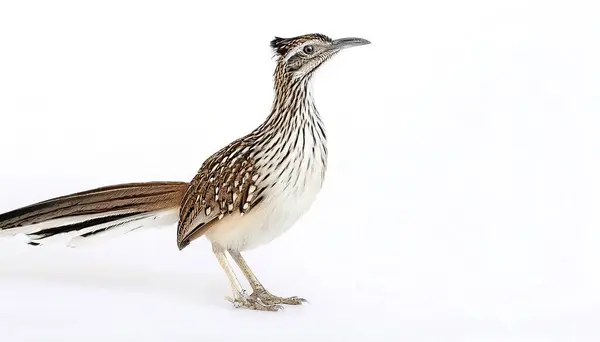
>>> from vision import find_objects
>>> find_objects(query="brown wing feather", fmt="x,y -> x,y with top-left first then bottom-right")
176,138 -> 265,249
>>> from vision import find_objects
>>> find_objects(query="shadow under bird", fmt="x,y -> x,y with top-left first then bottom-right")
0,33 -> 370,311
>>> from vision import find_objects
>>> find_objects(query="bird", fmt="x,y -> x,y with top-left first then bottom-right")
0,33 -> 370,311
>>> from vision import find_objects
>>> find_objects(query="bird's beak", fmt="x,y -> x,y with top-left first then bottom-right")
177,238 -> 190,251
332,37 -> 371,50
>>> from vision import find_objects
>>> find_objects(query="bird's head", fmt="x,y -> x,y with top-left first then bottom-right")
271,33 -> 370,80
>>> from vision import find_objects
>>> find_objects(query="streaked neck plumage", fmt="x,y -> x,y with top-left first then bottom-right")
257,64 -> 318,132
252,63 -> 328,186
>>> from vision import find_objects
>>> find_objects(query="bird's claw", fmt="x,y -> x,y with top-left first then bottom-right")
226,294 -> 283,312
250,290 -> 308,306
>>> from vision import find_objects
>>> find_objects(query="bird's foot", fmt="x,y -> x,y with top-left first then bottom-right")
249,288 -> 308,306
226,290 -> 283,312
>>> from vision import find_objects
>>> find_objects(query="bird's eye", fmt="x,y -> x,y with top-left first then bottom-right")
303,45 -> 314,54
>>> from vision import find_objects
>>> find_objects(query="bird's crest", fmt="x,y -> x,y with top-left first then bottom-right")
270,33 -> 332,56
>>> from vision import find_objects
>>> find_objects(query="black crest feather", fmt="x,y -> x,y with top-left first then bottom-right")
270,33 -> 333,57
270,36 -> 289,55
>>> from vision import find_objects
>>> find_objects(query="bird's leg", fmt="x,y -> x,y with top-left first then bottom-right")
212,244 -> 282,311
228,249 -> 307,306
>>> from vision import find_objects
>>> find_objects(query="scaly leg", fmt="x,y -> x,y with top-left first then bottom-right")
228,249 -> 307,306
212,244 -> 282,311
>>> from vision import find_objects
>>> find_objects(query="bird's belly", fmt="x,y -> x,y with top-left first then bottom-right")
206,171 -> 323,251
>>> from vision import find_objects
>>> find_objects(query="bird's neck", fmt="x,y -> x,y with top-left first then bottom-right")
252,65 -> 328,185
256,66 -> 319,134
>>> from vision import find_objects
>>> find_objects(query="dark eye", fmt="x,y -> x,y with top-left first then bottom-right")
303,45 -> 314,54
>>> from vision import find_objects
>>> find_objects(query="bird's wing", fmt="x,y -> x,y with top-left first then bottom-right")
176,140 -> 265,248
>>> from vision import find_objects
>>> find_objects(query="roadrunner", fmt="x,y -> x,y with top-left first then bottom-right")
0,33 -> 370,311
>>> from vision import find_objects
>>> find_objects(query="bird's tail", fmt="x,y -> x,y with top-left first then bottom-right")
0,181 -> 188,247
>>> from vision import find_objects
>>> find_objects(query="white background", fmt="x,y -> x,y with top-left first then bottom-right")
1,0 -> 599,341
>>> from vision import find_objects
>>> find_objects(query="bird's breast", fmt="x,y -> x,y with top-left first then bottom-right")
206,125 -> 327,251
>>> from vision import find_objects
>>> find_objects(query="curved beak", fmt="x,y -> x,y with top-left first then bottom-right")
177,237 -> 190,250
332,37 -> 371,50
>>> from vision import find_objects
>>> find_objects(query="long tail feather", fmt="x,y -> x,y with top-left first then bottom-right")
0,181 -> 188,247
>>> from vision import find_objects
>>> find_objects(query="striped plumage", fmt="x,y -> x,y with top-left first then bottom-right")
0,33 -> 370,311
176,54 -> 328,252
0,182 -> 187,246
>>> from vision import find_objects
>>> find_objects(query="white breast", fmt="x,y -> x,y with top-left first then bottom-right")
206,112 -> 327,251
